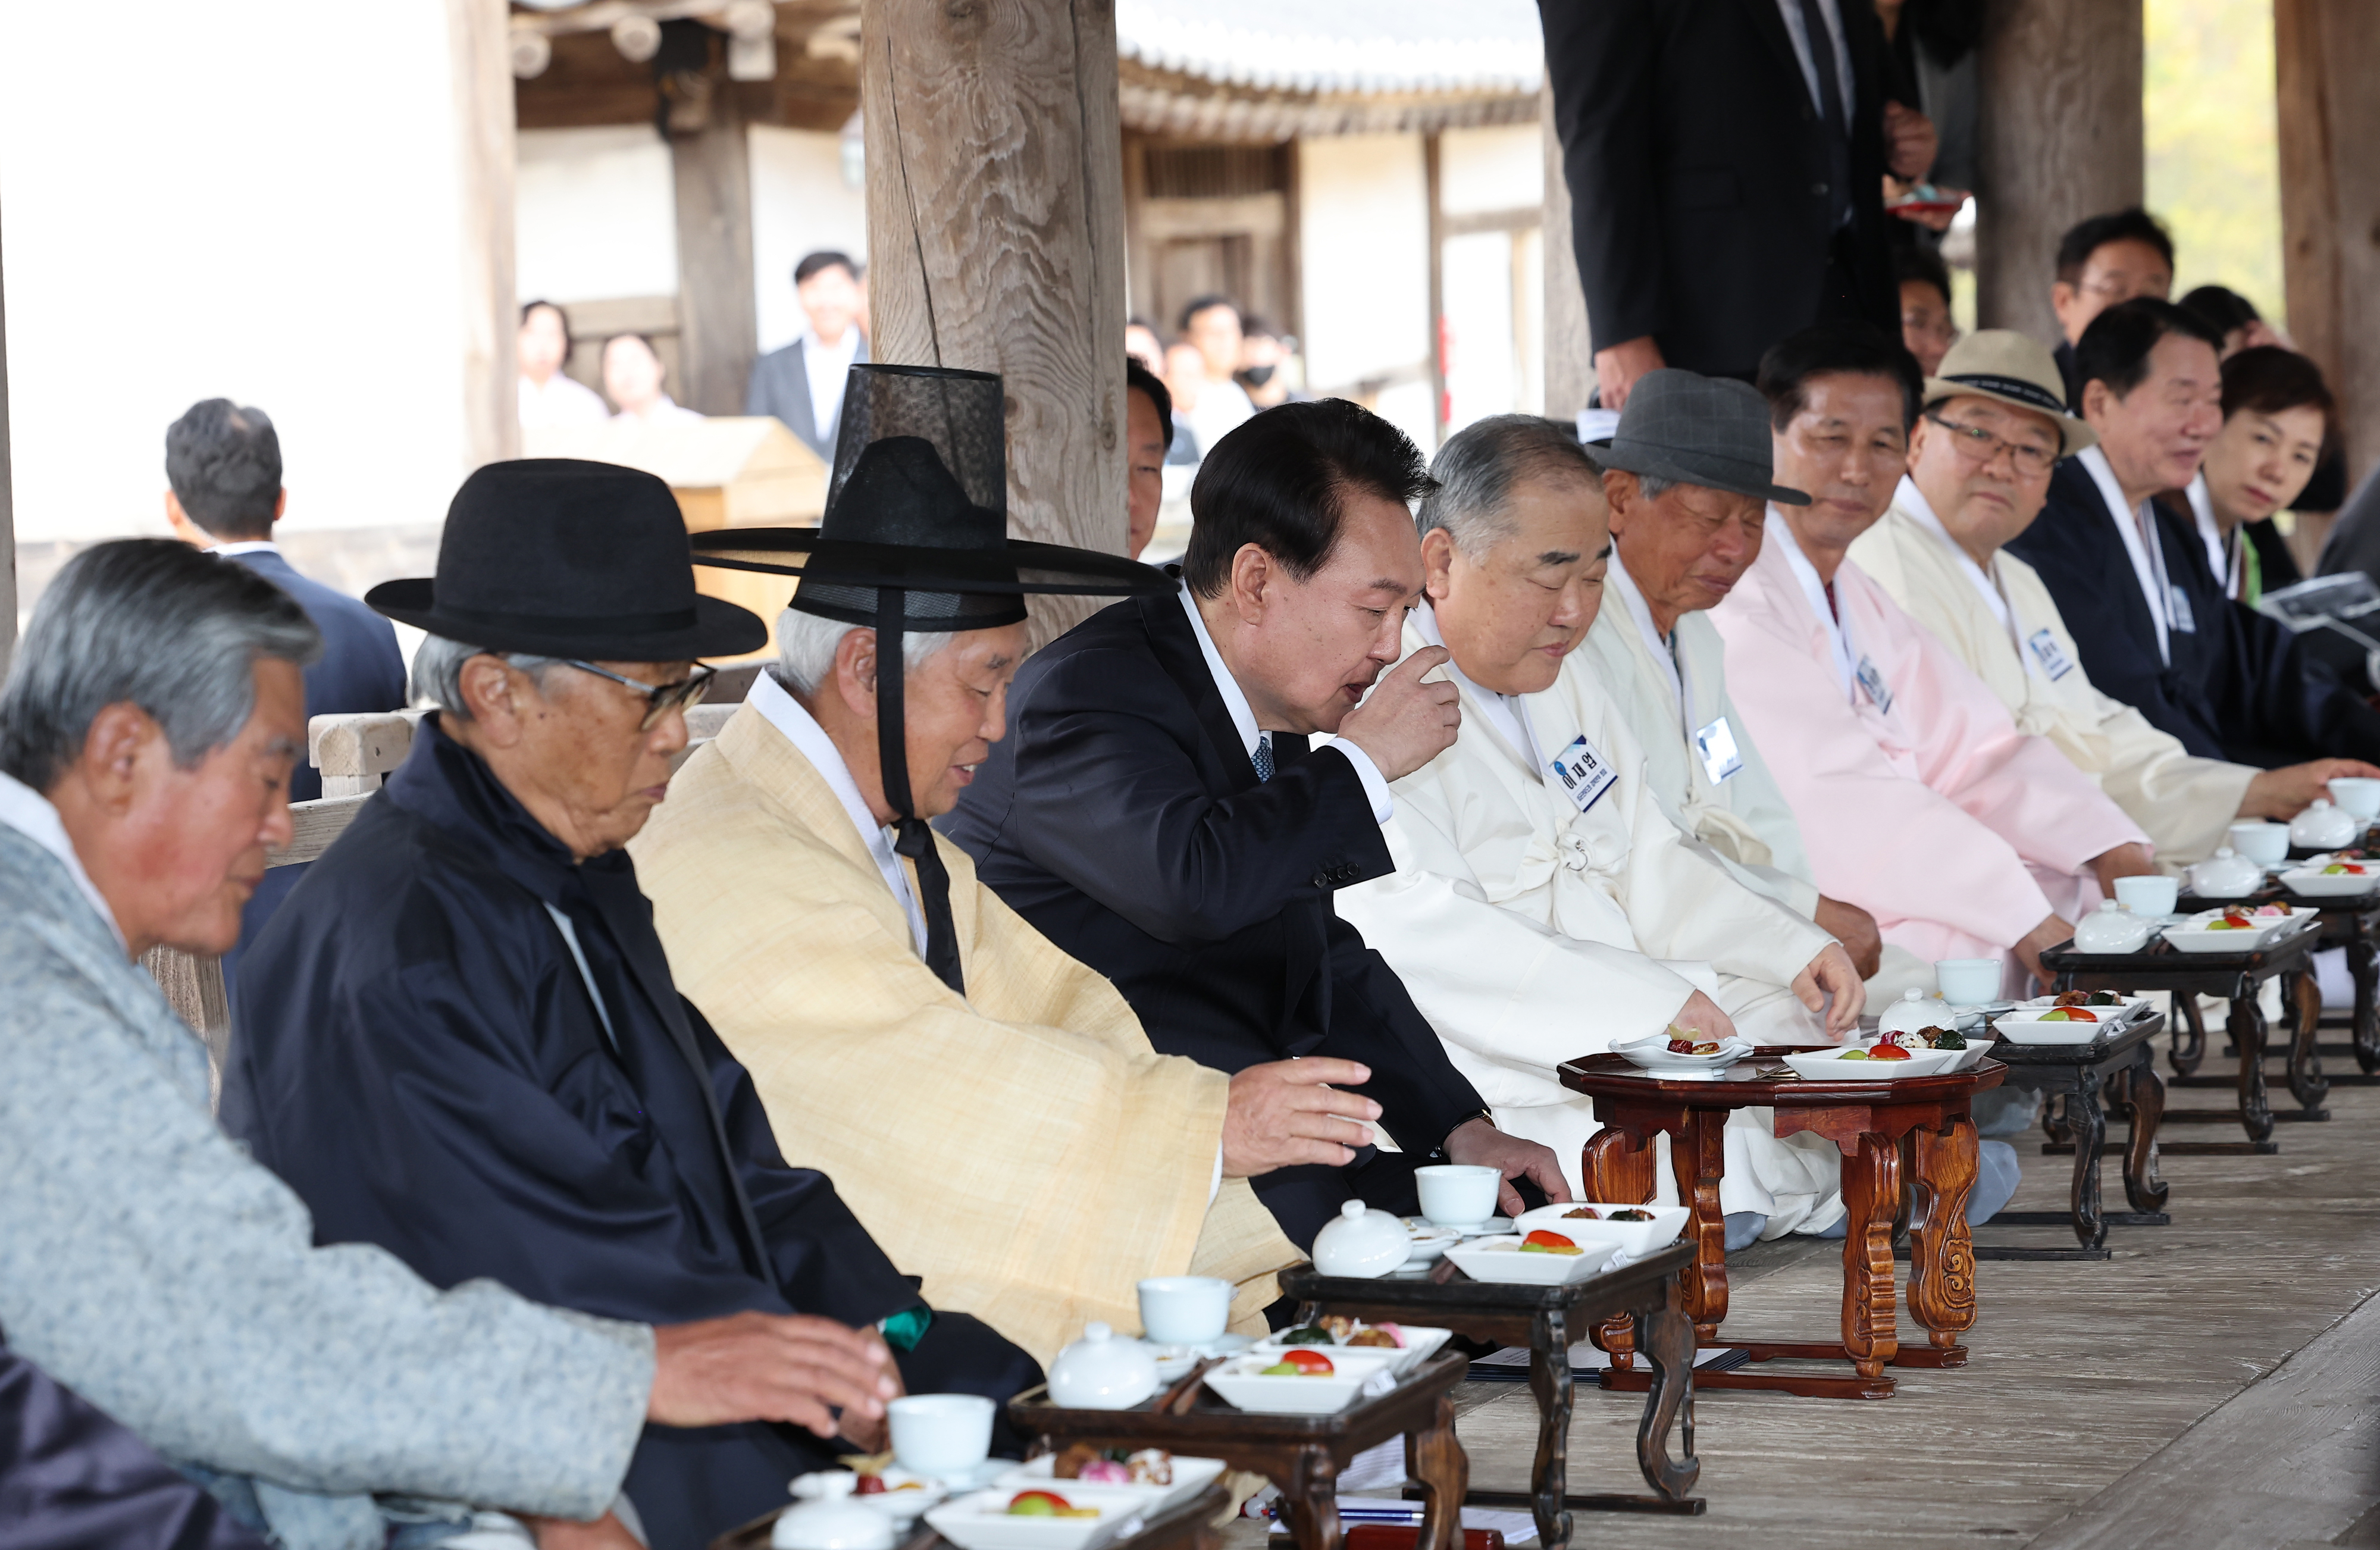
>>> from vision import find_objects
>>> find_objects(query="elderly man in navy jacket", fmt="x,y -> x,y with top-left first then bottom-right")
163,399 -> 407,998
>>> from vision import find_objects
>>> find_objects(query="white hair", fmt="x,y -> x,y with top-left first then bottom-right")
409,634 -> 564,719
773,608 -> 953,694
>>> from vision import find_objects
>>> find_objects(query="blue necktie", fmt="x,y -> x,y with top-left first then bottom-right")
1252,734 -> 1274,782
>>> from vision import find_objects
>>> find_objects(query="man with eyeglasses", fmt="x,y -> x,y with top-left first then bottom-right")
1709,323 -> 2152,998
223,461 -> 1038,1550
1850,331 -> 2379,867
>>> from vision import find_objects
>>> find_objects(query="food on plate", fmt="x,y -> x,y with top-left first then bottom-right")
1864,1041 -> 1912,1061
856,1473 -> 888,1495
1562,1206 -> 1602,1219
1277,1319 -> 1404,1349
1519,1230 -> 1584,1256
1258,1348 -> 1336,1376
1665,1035 -> 1723,1055
2207,916 -> 2254,931
1346,1327 -> 1401,1349
1277,1324 -> 1333,1345
1008,1491 -> 1099,1518
1838,1048 -> 1869,1060
2325,863 -> 2370,875
2038,1007 -> 2098,1022
1053,1445 -> 1175,1485
1608,1208 -> 1654,1221
2054,990 -> 2123,1007
1934,1028 -> 1968,1050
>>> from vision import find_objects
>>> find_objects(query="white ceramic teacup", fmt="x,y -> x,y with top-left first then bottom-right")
2228,821 -> 2289,866
1414,1163 -> 1502,1230
2330,777 -> 2380,820
887,1394 -> 994,1477
2113,875 -> 2180,918
1137,1276 -> 1232,1346
1934,958 -> 2000,1006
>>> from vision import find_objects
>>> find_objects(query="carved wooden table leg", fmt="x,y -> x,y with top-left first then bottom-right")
1404,1394 -> 1467,1550
2041,1089 -> 2074,1147
2232,992 -> 2275,1145
2171,993 -> 2207,1078
2064,1067 -> 2107,1251
1906,1119 -> 1977,1361
1838,1131 -> 1901,1379
1526,1306 -> 1571,1550
2351,933 -> 2380,1075
2284,967 -> 2329,1113
1280,1446 -> 1341,1550
1633,1281 -> 1700,1502
2115,1061 -> 2170,1214
1583,1128 -> 1655,1369
1676,1112 -> 1731,1344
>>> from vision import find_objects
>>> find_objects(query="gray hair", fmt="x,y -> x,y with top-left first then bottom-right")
1629,472 -> 1678,500
408,634 -> 565,719
1417,414 -> 1605,559
774,608 -> 952,695
0,539 -> 322,792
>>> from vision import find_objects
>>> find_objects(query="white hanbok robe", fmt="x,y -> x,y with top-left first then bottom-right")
1330,613 -> 1846,1236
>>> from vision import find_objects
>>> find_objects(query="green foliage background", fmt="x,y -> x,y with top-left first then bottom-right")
2145,0 -> 2285,327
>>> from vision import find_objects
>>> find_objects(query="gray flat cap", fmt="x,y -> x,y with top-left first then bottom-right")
1588,369 -> 1810,506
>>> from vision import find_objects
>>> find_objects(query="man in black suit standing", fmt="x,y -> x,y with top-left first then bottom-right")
162,399 -> 407,997
1542,0 -> 1937,406
945,401 -> 1570,1250
744,251 -> 871,459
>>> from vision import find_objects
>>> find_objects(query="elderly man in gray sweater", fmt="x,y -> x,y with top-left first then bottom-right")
0,541 -> 898,1550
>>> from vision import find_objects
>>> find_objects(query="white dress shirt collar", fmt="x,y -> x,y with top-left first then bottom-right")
1897,476 -> 2019,637
1179,585 -> 1393,821
206,540 -> 281,559
1773,0 -> 1856,130
1608,548 -> 1686,724
2184,472 -> 2239,599
0,771 -> 128,951
2078,444 -> 2172,665
1767,507 -> 1858,702
1412,602 -> 1543,776
803,325 -> 863,436
747,668 -> 929,958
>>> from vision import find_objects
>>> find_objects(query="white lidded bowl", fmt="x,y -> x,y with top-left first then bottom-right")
2291,799 -> 2361,850
1046,1323 -> 1158,1410
2071,900 -> 2156,954
776,1474 -> 900,1550
1310,1199 -> 1412,1279
2187,847 -> 2265,900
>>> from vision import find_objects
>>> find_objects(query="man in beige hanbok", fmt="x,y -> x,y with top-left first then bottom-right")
634,368 -> 1317,1363
1848,331 -> 2372,868
1331,415 -> 1872,1244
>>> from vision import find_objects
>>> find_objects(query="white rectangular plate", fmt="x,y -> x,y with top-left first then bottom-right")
1200,1348 -> 1400,1414
991,1456 -> 1225,1518
1511,1203 -> 1689,1259
1780,1046 -> 1961,1079
1250,1324 -> 1454,1377
1443,1235 -> 1608,1285
925,1483 -> 1164,1550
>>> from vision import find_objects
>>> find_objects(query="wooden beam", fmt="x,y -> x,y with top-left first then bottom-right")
2276,0 -> 2380,492
451,0 -> 522,468
861,0 -> 1129,644
1424,131 -> 1446,445
1540,86 -> 1593,425
672,67 -> 762,417
1972,0 -> 2143,340
1,186 -> 14,677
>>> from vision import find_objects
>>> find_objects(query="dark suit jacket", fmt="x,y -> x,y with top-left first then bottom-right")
1540,0 -> 1900,378
942,591 -> 1489,1249
744,333 -> 870,459
218,547 -> 408,1007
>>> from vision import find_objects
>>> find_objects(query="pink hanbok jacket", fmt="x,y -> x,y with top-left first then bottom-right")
1710,513 -> 2148,963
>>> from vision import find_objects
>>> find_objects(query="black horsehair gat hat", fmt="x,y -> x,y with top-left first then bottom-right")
1587,368 -> 1811,507
690,362 -> 1173,995
368,459 -> 766,661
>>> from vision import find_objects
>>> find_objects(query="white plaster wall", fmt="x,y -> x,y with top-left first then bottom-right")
748,126 -> 869,356
1297,134 -> 1432,414
1438,124 -> 1544,215
516,127 -> 679,303
2,3 -> 478,541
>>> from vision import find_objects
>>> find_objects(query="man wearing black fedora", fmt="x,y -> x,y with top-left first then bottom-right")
222,459 -> 1039,1550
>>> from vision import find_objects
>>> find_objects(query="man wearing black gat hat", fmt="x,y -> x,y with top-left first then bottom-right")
224,458 -> 1039,1550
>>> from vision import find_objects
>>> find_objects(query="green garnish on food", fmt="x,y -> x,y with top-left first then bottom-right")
1839,1048 -> 1869,1060
1934,1029 -> 1967,1049
1278,1325 -> 1333,1344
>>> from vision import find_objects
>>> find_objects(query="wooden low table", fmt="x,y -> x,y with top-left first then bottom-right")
1009,1352 -> 1470,1550
1557,1050 -> 1999,1401
2181,879 -> 2380,1089
2042,919 -> 2319,1154
1980,1013 -> 2170,1259
1277,1242 -> 1700,1549
711,1482 -> 1233,1550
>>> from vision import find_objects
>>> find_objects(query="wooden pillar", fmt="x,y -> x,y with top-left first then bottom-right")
1540,87 -> 1594,425
2277,0 -> 2380,493
672,67 -> 760,418
449,0 -> 519,468
1972,0 -> 2143,341
860,0 -> 1128,640
1,187 -> 14,677
1424,132 -> 1448,446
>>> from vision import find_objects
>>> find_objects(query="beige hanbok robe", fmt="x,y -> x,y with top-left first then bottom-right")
1330,614 -> 1845,1236
1852,481 -> 2254,868
631,702 -> 1297,1363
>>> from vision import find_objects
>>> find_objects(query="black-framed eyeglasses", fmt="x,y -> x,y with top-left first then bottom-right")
1923,409 -> 2059,478
560,659 -> 716,730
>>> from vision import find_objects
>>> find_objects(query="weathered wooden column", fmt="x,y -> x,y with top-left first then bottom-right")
861,0 -> 1128,638
672,59 -> 760,418
450,0 -> 520,468
1540,87 -> 1594,426
2277,0 -> 2380,497
1972,0 -> 2143,340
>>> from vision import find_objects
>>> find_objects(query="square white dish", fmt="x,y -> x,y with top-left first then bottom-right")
1609,1032 -> 1753,1073
1250,1323 -> 1453,1377
992,1455 -> 1225,1517
1200,1346 -> 1399,1414
1511,1203 -> 1689,1258
925,1483 -> 1164,1550
2281,864 -> 2380,897
1443,1234 -> 1611,1285
1780,1045 -> 1961,1079
1993,1011 -> 2105,1045
2163,906 -> 2318,952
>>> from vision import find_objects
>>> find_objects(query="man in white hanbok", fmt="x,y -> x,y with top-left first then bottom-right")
1333,415 -> 1881,1245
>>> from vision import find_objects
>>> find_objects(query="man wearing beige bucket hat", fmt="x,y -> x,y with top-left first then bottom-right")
1850,331 -> 2379,866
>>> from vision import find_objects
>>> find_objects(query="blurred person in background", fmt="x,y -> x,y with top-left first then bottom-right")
746,251 -> 871,459
2181,284 -> 2347,517
1126,316 -> 1165,377
2182,346 -> 2332,603
1124,358 -> 1172,560
518,300 -> 609,431
161,398 -> 405,1004
1177,295 -> 1256,450
1896,244 -> 1958,376
1235,317 -> 1302,411
603,334 -> 701,427
2180,284 -> 2286,359
2047,208 -> 2174,405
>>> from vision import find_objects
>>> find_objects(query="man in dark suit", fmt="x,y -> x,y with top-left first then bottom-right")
2005,302 -> 2380,769
1541,0 -> 1937,405
162,399 -> 407,997
745,251 -> 871,458
945,401 -> 1570,1250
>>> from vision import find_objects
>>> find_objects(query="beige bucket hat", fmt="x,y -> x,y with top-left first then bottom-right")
1921,331 -> 2097,458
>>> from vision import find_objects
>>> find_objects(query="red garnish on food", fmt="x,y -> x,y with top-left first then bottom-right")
856,1474 -> 887,1495
1866,1041 -> 1912,1061
1667,1036 -> 1696,1054
2065,1007 -> 2099,1022
1522,1229 -> 1576,1249
1279,1347 -> 1335,1375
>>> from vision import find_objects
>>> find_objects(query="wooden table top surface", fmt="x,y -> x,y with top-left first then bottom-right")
1278,1240 -> 1695,1313
1557,1048 -> 2004,1106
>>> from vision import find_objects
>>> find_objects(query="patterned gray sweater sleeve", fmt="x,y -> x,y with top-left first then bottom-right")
0,832 -> 656,1545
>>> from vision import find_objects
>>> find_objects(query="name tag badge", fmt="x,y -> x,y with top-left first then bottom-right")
1548,735 -> 1620,816
2026,627 -> 2077,682
1693,715 -> 1745,785
1854,655 -> 1894,715
2169,585 -> 2197,634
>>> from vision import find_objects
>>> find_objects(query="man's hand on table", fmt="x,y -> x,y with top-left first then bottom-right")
2243,759 -> 2380,821
1443,1118 -> 1573,1216
1222,1057 -> 1382,1176
1812,894 -> 1883,979
1792,941 -> 1867,1037
647,1310 -> 897,1436
2014,912 -> 2075,990
1338,647 -> 1461,781
2089,843 -> 2158,896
